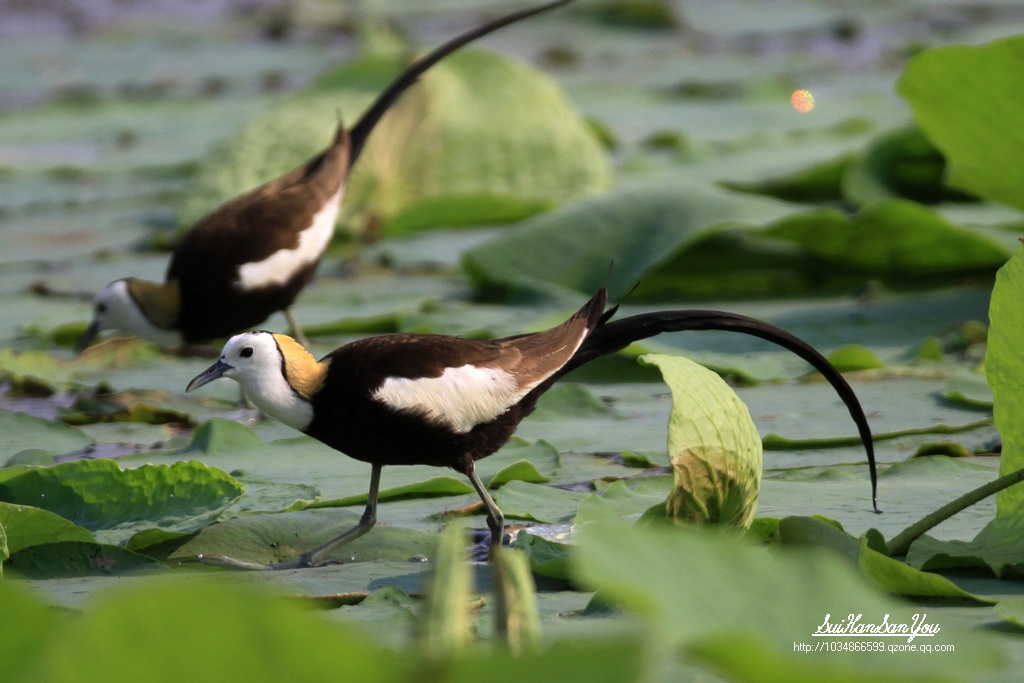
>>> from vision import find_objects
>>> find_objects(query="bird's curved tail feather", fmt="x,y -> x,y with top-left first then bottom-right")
564,307 -> 880,512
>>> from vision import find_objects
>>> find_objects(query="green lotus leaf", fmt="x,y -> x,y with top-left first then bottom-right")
898,35 -> 1024,211
988,246 -> 1024,515
178,49 -> 608,237
639,353 -> 762,528
0,500 -> 95,555
0,459 -> 243,542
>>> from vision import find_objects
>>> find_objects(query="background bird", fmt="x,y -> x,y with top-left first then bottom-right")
186,288 -> 877,570
77,0 -> 575,353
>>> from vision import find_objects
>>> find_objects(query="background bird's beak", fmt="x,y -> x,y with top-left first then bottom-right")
75,319 -> 101,355
186,360 -> 233,392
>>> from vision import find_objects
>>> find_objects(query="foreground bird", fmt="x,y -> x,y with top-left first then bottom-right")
186,288 -> 878,570
77,0 -> 575,352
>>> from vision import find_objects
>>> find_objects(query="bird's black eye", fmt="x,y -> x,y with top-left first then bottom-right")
96,303 -> 107,314
240,347 -> 254,358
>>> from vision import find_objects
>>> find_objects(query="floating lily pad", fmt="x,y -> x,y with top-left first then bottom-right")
464,183 -> 1010,301
762,417 -> 994,451
463,180 -> 794,301
826,345 -> 885,372
494,481 -> 589,523
383,192 -> 555,237
721,152 -> 855,203
164,508 -> 437,566
941,368 -> 993,410
291,476 -> 474,510
574,478 -> 672,526
174,417 -> 263,456
6,540 -> 167,579
994,600 -> 1024,630
0,340 -> 171,394
530,383 -> 613,420
0,409 -> 93,460
857,536 -> 994,604
0,501 -> 95,554
0,458 -> 243,543
514,530 -> 574,581
481,439 -> 561,483
905,505 -> 1024,579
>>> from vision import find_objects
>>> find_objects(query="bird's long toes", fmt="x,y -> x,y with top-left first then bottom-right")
193,553 -> 276,571
469,528 -> 512,561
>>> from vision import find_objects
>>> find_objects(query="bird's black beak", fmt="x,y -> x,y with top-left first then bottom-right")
75,319 -> 101,355
186,359 -> 233,392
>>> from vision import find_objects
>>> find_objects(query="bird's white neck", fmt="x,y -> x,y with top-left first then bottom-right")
235,368 -> 314,431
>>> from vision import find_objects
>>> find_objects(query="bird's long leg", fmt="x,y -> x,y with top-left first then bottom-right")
195,464 -> 382,571
284,307 -> 311,349
465,464 -> 506,557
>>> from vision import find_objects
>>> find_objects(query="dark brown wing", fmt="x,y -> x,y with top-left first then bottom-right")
304,288 -> 605,469
491,288 -> 606,388
164,128 -> 349,341
167,125 -> 349,281
322,288 -> 606,389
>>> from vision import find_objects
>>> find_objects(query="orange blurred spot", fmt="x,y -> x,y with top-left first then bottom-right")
790,89 -> 815,113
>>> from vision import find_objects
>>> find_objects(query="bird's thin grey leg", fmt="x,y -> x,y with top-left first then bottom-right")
284,307 -> 311,348
195,464 -> 382,571
465,464 -> 505,557
465,463 -> 509,638
293,463 -> 381,567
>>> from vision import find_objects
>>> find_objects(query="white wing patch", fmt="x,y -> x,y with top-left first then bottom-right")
236,187 -> 343,291
373,365 -> 528,433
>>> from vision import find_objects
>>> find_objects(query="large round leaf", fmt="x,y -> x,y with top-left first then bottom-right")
463,180 -> 794,300
898,35 -> 1024,211
177,49 -> 608,236
0,459 -> 243,541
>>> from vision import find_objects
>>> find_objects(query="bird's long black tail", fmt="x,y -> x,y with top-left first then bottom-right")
348,0 -> 573,163
563,307 -> 880,512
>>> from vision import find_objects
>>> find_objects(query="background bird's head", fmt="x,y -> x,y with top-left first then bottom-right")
78,278 -> 184,351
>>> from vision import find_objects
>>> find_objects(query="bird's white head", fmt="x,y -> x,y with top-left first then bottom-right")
186,331 -> 317,430
77,279 -> 183,351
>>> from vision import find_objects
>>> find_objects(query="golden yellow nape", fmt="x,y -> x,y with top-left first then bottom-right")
126,279 -> 181,329
272,333 -> 330,400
